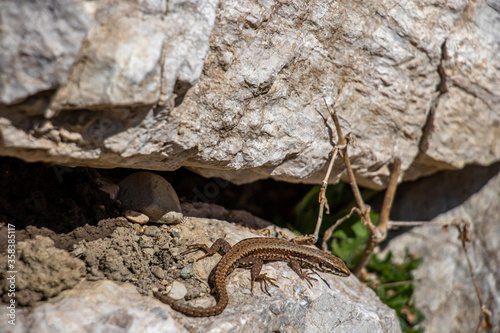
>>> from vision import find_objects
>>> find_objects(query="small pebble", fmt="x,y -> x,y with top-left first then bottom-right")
180,265 -> 194,279
142,248 -> 156,257
151,266 -> 165,279
144,226 -> 160,237
124,210 -> 149,224
158,211 -> 184,224
185,286 -> 201,300
139,235 -> 154,248
71,245 -> 86,257
171,230 -> 180,238
167,281 -> 187,300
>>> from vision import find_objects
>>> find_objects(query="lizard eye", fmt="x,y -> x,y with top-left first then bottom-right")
318,261 -> 329,271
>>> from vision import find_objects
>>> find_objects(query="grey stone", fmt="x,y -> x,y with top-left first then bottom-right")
158,211 -> 184,225
0,0 -> 94,105
139,235 -> 155,249
151,266 -> 165,280
156,217 -> 400,332
118,172 -> 181,223
384,163 -> 500,333
179,266 -> 194,279
0,0 -> 498,189
167,281 -> 188,301
144,226 -> 161,237
0,280 -> 187,333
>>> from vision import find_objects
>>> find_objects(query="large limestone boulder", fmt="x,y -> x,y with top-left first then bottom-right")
1,0 -> 499,188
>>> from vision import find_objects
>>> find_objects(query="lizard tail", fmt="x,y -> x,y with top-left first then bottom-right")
153,291 -> 227,317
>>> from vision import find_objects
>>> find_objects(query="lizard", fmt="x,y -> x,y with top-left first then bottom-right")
153,237 -> 351,317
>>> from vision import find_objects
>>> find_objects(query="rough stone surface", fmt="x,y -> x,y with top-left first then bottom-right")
1,0 -> 499,189
149,218 -> 400,332
0,0 -> 94,105
0,236 -> 85,306
9,217 -> 400,332
0,280 -> 187,333
384,163 -> 500,333
118,171 -> 182,223
408,0 -> 500,178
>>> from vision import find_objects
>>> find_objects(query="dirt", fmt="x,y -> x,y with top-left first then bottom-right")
0,235 -> 86,306
0,157 -> 310,307
0,157 -> 122,251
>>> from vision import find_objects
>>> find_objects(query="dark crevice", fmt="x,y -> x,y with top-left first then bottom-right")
173,80 -> 193,107
436,41 -> 449,94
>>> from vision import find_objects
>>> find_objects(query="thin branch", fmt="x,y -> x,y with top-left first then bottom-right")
321,206 -> 360,251
455,221 -> 492,330
325,103 -> 372,228
353,158 -> 402,277
389,220 -> 464,227
378,158 -> 401,235
313,148 -> 339,240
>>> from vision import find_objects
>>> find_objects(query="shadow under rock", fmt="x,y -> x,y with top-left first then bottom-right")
389,162 -> 500,222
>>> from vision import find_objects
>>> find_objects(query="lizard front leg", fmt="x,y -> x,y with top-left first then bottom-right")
182,238 -> 233,261
288,258 -> 317,287
238,256 -> 278,295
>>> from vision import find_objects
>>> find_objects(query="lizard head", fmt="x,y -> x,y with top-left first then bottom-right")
316,255 -> 351,277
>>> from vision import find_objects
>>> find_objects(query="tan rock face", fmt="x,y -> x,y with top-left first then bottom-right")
1,0 -> 499,188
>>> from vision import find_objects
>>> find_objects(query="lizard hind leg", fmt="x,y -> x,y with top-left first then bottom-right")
181,238 -> 233,261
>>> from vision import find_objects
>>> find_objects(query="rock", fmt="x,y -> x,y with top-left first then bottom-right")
383,163 -> 500,332
167,281 -> 188,301
181,202 -> 271,229
158,211 -> 184,225
118,172 -> 182,223
0,235 -> 85,306
139,235 -> 155,249
1,215 -> 400,332
151,266 -> 165,280
124,210 -> 150,224
154,217 -> 400,332
179,266 -> 194,279
0,280 -> 187,333
95,177 -> 120,200
144,226 -> 161,237
409,0 -> 500,176
0,0 -> 94,105
1,0 -> 498,188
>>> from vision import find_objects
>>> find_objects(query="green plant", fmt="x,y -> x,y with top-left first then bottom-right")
294,183 -> 425,332
366,251 -> 425,333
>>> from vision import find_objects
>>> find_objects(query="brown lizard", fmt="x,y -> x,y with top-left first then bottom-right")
153,237 -> 351,317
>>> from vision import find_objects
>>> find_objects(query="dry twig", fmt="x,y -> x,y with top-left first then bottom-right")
315,103 -> 491,329
352,158 -> 401,276
312,146 -> 339,240
388,218 -> 492,330
315,101 -> 402,277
